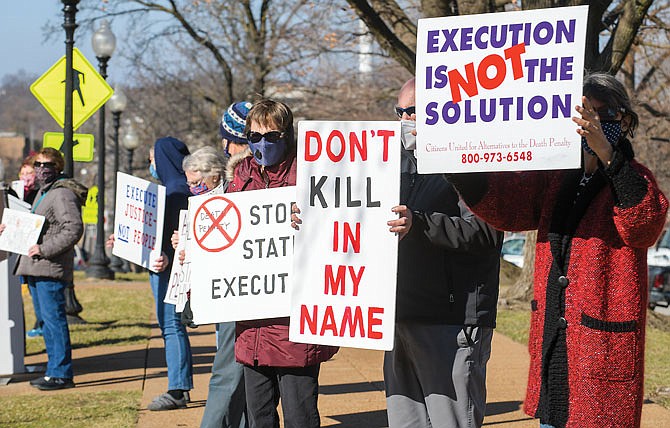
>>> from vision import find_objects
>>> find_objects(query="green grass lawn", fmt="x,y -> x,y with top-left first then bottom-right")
496,306 -> 670,409
24,273 -> 154,355
3,272 -> 153,427
0,391 -> 141,428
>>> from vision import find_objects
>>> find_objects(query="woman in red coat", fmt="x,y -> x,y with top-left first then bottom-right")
227,99 -> 338,428
449,73 -> 668,428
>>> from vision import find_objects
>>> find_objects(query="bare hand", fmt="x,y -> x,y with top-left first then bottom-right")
572,96 -> 614,163
290,203 -> 302,231
171,230 -> 180,249
105,234 -> 115,248
28,244 -> 42,258
0,224 -> 5,235
153,251 -> 169,272
388,205 -> 413,240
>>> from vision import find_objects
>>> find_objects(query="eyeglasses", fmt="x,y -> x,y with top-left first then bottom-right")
247,131 -> 284,144
33,161 -> 56,168
595,106 -> 624,121
395,105 -> 415,119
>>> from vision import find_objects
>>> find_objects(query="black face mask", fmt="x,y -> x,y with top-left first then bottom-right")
581,121 -> 622,156
35,166 -> 58,186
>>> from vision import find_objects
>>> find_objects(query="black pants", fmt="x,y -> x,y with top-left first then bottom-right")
243,364 -> 321,428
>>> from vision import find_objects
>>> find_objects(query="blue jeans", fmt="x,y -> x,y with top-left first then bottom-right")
200,322 -> 247,428
27,277 -> 72,378
150,270 -> 193,391
540,425 -> 556,428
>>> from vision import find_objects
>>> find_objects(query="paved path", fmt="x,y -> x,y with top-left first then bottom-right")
2,309 -> 669,427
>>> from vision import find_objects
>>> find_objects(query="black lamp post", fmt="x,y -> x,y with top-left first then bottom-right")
86,20 -> 116,279
62,0 -> 79,178
107,87 -> 128,273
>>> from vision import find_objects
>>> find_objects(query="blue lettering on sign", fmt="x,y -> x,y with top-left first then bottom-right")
117,224 -> 130,243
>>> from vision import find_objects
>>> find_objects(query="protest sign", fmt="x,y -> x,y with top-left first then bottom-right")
189,187 -> 296,325
0,208 -> 45,256
415,5 -> 588,173
112,172 -> 166,272
165,210 -> 190,309
289,121 -> 400,351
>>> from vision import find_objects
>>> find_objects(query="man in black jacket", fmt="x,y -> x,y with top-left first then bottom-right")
385,78 -> 503,428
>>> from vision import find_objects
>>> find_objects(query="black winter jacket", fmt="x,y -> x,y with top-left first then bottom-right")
396,150 -> 502,326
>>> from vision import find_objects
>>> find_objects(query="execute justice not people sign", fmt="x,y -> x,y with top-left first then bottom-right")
289,121 -> 400,351
415,5 -> 588,173
189,187 -> 296,325
112,172 -> 166,272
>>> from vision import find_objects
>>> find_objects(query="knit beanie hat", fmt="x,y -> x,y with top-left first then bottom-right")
219,101 -> 252,144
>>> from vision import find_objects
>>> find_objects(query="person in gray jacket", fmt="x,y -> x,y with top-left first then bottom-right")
2,147 -> 87,391
384,78 -> 503,428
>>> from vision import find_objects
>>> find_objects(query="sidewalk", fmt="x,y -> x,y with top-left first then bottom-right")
3,315 -> 669,427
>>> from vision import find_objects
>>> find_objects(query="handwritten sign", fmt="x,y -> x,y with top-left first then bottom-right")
289,121 -> 400,351
415,5 -> 588,173
189,187 -> 295,325
0,208 -> 45,256
165,210 -> 190,309
112,172 -> 166,272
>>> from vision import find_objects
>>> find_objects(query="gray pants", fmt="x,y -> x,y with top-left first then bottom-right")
384,323 -> 493,428
200,322 -> 247,428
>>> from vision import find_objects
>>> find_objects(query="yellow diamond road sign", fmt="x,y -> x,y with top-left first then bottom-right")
30,48 -> 114,131
43,132 -> 94,162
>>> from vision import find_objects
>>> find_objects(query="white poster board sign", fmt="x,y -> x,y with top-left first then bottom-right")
165,210 -> 190,309
10,180 -> 24,201
0,208 -> 45,256
189,187 -> 295,325
416,5 -> 588,173
289,121 -> 400,351
112,172 -> 166,272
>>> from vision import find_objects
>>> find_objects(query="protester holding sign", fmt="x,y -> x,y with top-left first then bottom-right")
383,78 -> 503,428
2,147 -> 87,390
228,99 -> 337,428
179,141 -> 250,428
449,73 -> 668,428
147,137 -> 194,411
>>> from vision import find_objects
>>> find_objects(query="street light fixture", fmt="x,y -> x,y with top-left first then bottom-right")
122,124 -> 141,173
86,19 -> 116,279
107,87 -> 127,273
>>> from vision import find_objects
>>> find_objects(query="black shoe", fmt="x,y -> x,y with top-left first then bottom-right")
31,376 -> 75,391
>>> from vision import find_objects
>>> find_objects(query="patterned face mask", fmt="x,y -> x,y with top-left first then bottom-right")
189,181 -> 209,195
35,165 -> 58,186
581,120 -> 622,156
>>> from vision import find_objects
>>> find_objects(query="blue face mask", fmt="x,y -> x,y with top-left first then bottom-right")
149,164 -> 160,180
249,138 -> 287,167
581,121 -> 622,156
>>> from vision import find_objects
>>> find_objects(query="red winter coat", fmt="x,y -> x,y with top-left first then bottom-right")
450,146 -> 667,428
228,152 -> 339,367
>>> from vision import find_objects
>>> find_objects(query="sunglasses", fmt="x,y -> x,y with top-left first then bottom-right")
33,161 -> 56,168
395,105 -> 415,119
247,131 -> 284,144
595,106 -> 623,121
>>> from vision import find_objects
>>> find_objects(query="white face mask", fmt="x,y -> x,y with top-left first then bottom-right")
400,120 -> 416,151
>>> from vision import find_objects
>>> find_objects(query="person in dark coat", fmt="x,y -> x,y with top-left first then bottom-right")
147,136 -> 195,411
383,78 -> 503,428
449,73 -> 668,428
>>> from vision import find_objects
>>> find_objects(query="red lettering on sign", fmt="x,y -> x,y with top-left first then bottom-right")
299,304 -> 384,339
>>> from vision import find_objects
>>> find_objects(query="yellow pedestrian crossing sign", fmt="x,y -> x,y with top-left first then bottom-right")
82,185 -> 98,225
43,132 -> 94,162
30,48 -> 114,131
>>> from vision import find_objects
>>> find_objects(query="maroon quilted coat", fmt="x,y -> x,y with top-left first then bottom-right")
450,145 -> 667,428
228,151 -> 339,367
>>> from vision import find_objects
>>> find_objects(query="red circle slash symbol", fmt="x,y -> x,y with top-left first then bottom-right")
193,196 -> 241,252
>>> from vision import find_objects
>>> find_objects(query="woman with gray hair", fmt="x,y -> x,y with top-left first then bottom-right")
182,146 -> 227,195
448,72 -> 667,428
